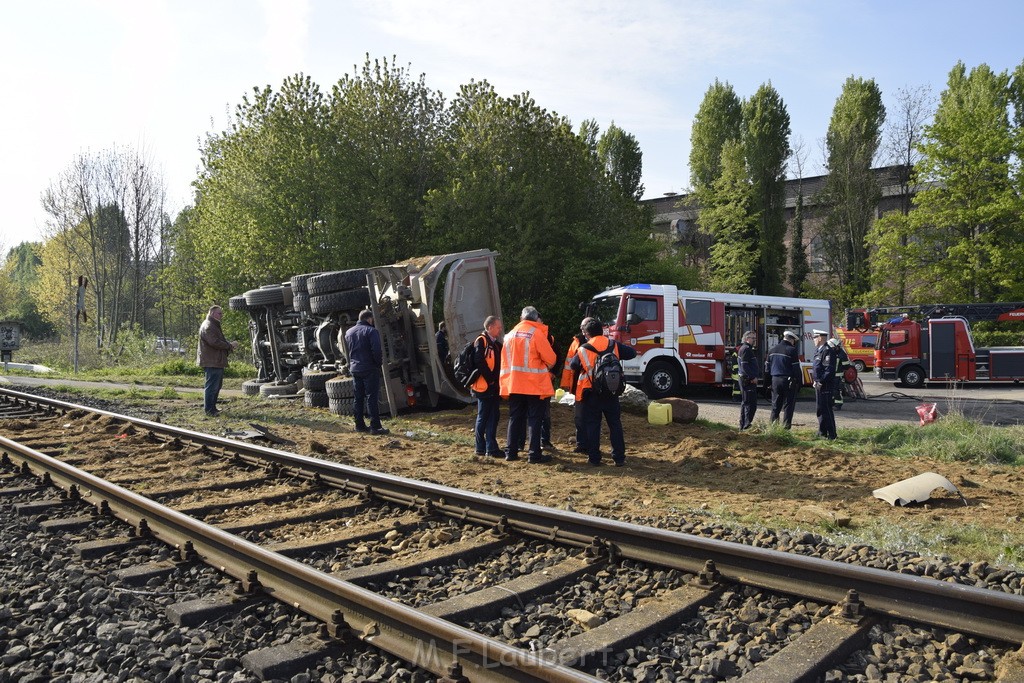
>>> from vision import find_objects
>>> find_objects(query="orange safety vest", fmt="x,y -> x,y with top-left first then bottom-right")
574,335 -> 618,401
560,335 -> 583,390
499,319 -> 556,398
470,334 -> 498,393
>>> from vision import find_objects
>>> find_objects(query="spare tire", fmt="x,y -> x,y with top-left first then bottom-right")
309,289 -> 370,316
307,269 -> 369,297
328,397 -> 354,416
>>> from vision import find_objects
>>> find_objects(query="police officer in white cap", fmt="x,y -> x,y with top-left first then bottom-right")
812,329 -> 838,439
766,330 -> 801,428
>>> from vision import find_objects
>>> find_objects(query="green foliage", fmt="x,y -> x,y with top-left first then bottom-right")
787,194 -> 810,295
972,329 -> 1024,347
700,140 -> 760,292
689,80 -> 742,190
819,77 -> 885,297
870,61 -> 1024,303
850,415 -> 1024,465
0,242 -> 54,338
597,122 -> 644,201
742,83 -> 791,296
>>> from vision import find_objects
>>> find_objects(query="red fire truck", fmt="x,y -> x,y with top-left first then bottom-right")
586,285 -> 833,398
865,303 -> 1024,387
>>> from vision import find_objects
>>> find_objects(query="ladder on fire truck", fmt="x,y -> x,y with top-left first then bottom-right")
846,302 -> 1024,331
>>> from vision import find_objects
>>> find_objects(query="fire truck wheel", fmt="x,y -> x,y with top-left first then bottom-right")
852,360 -> 866,373
642,360 -> 680,399
899,365 -> 925,389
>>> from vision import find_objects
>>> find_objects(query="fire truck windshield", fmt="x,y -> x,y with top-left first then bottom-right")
590,295 -> 621,326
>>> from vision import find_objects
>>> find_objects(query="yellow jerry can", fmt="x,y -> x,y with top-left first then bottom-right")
648,401 -> 672,425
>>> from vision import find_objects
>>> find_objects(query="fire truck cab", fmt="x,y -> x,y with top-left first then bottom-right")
876,316 -> 1024,387
588,284 -> 833,398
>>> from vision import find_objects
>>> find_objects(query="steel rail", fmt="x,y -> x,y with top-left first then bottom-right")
3,387 -> 1024,645
0,433 -> 597,682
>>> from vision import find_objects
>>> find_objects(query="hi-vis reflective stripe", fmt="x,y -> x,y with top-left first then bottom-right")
500,332 -> 549,375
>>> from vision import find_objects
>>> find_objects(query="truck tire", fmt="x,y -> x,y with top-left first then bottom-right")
302,369 -> 338,393
228,295 -> 250,312
290,272 -> 320,295
259,381 -> 300,397
245,286 -> 286,307
307,269 -> 369,297
642,360 -> 680,399
852,359 -> 866,373
293,293 -> 310,313
328,397 -> 355,416
325,377 -> 355,399
304,390 -> 329,408
309,289 -> 370,316
241,378 -> 268,396
899,365 -> 926,389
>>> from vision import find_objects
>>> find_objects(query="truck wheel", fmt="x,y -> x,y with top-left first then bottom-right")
228,295 -> 250,312
307,269 -> 369,297
852,360 -> 866,373
642,360 -> 680,399
325,377 -> 355,400
900,366 -> 925,389
245,286 -> 286,307
302,369 -> 338,393
241,379 -> 268,396
304,390 -> 329,408
309,289 -> 371,316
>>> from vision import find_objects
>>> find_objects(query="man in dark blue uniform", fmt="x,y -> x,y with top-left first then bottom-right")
766,330 -> 801,429
736,330 -> 760,430
812,329 -> 839,440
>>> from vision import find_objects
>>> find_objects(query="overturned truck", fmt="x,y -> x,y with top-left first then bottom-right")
229,250 -> 501,418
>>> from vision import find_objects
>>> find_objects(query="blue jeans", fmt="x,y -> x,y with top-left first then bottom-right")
203,367 -> 224,414
475,395 -> 501,455
353,371 -> 382,430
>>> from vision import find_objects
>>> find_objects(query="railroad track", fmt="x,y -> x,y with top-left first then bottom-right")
2,386 -> 1023,682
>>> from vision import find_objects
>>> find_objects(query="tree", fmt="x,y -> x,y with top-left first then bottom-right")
689,80 -> 743,191
818,77 -> 885,300
867,85 -> 935,305
424,81 -> 686,335
597,122 -> 644,201
700,140 -> 760,292
870,62 -> 1023,302
787,137 -> 810,296
742,83 -> 791,295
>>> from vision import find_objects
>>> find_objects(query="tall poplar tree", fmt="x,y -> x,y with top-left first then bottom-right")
742,83 -> 791,296
819,77 -> 885,299
689,80 -> 742,191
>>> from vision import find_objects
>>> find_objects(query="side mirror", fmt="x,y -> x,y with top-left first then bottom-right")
626,313 -> 641,326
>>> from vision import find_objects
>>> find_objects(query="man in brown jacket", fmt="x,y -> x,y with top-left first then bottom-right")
196,305 -> 238,416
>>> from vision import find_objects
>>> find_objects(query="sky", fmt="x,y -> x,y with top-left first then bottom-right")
2,0 -> 1022,251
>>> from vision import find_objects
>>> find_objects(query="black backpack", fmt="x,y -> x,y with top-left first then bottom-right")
582,341 -> 625,397
453,336 -> 482,388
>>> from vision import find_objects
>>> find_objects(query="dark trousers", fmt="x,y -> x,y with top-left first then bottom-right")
739,380 -> 758,429
474,395 -> 501,455
541,398 -> 552,445
770,376 -> 796,428
353,371 -> 382,430
573,401 -> 587,452
816,382 -> 837,439
583,393 -> 625,464
506,394 -> 544,459
203,367 -> 224,414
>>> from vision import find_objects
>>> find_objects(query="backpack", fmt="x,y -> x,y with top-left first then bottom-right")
453,336 -> 482,388
582,341 -> 624,397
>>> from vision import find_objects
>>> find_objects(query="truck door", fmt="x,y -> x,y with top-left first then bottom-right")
624,295 -> 666,351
